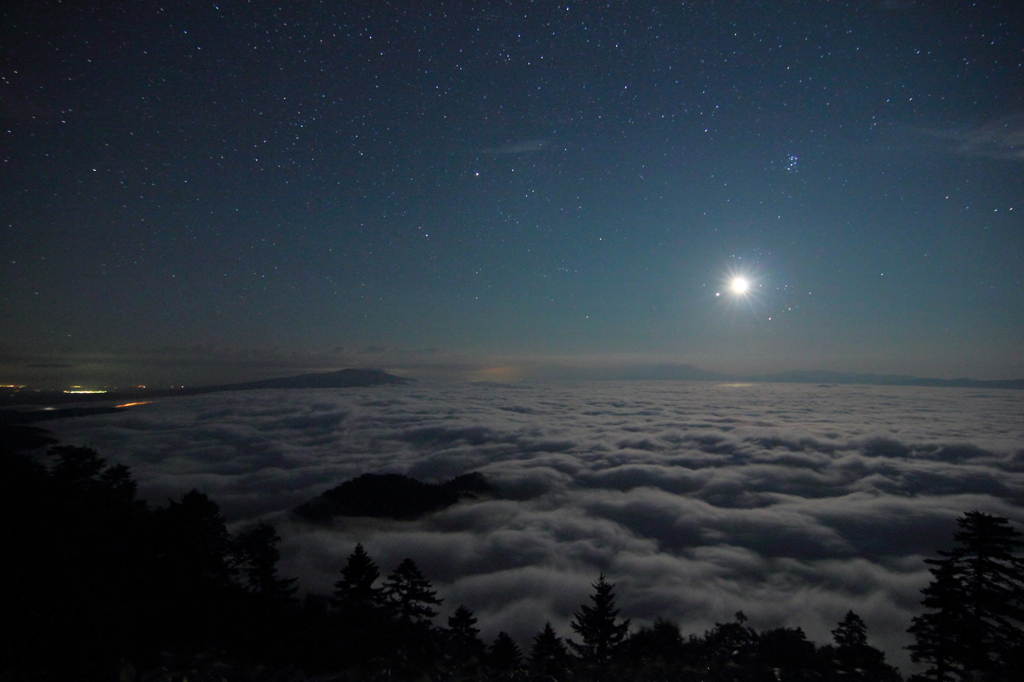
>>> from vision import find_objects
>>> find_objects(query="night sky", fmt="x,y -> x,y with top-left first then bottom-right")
3,0 -> 1023,387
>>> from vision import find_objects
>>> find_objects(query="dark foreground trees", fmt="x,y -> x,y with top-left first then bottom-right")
907,510 -> 1024,681
568,572 -> 631,668
822,611 -> 902,681
1,444 -> 298,679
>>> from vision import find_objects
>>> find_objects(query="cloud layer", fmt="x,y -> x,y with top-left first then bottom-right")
48,381 -> 1024,673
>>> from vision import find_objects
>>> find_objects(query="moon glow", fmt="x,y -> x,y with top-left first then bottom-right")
731,277 -> 750,294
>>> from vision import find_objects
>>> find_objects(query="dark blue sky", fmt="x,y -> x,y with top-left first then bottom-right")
2,1 -> 1022,386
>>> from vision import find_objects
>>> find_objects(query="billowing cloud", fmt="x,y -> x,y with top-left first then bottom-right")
48,381 -> 1024,674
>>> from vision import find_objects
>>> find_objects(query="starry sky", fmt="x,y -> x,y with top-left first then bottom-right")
3,0 -> 1023,387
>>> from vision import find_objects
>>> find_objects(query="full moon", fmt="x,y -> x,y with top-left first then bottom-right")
731,277 -> 750,294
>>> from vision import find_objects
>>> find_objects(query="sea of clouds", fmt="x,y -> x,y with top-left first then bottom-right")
48,380 -> 1024,673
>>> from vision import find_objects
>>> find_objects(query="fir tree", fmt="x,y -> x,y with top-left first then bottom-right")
528,622 -> 570,681
230,522 -> 297,599
568,573 -> 631,665
383,557 -> 443,624
333,542 -> 385,608
155,489 -> 234,592
833,610 -> 868,649
446,604 -> 487,677
908,559 -> 969,682
488,631 -> 524,680
449,604 -> 483,640
448,604 -> 486,651
908,510 -> 1024,679
151,489 -> 236,654
826,611 -> 902,681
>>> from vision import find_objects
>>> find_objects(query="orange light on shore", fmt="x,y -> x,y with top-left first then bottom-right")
64,390 -> 107,394
115,401 -> 152,408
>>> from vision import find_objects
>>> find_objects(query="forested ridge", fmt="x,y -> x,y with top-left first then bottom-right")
2,439 -> 1022,681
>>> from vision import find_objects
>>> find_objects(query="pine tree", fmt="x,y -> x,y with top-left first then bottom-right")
488,631 -> 524,680
383,557 -> 443,624
528,622 -> 570,681
908,559 -> 968,682
447,604 -> 487,676
449,604 -> 482,641
333,543 -> 385,609
826,611 -> 901,681
833,610 -> 868,649
908,510 -> 1024,679
155,489 -> 234,592
230,522 -> 297,599
151,489 -> 235,652
448,604 -> 485,649
568,573 -> 630,665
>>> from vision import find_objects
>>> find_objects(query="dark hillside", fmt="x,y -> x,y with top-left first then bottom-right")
294,472 -> 492,522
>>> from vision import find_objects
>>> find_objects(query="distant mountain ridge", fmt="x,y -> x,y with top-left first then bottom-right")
695,364 -> 1024,388
750,369 -> 1024,389
213,368 -> 408,391
4,366 -> 1021,411
543,363 -> 1024,388
0,368 -> 410,408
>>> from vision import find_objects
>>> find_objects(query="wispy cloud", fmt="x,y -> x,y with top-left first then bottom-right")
911,113 -> 1024,160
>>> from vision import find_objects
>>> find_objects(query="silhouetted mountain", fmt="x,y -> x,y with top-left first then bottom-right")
748,370 -> 1024,389
294,472 -> 492,522
214,368 -> 409,391
567,364 -> 1024,389
0,407 -> 123,452
0,423 -> 58,452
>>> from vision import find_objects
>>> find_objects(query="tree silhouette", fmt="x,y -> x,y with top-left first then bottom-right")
528,622 -> 570,681
488,631 -> 524,680
155,489 -> 234,590
833,610 -> 868,649
756,627 -> 821,677
152,489 -> 236,654
621,618 -> 690,679
4,445 -> 155,678
383,557 -> 443,624
908,510 -> 1024,679
440,602 -> 487,675
569,573 -> 631,666
825,610 -> 901,681
908,559 -> 968,682
231,522 -> 297,599
446,602 -> 485,655
333,542 -> 385,609
697,611 -> 760,673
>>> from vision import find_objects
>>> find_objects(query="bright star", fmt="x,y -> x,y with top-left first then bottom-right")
731,277 -> 750,294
